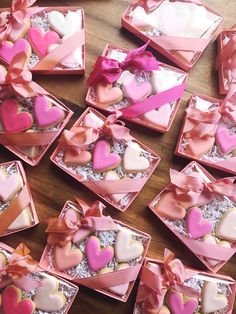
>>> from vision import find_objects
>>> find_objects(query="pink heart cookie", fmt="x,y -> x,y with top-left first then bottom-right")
185,136 -> 215,158
142,103 -> 171,128
28,27 -> 60,58
64,147 -> 92,166
215,126 -> 236,154
0,39 -> 31,63
96,83 -> 123,107
93,140 -> 121,172
166,290 -> 198,314
34,96 -> 65,129
156,191 -> 186,220
1,99 -> 33,133
86,236 -> 114,272
0,169 -> 22,203
54,241 -> 83,271
123,77 -> 152,104
185,207 -> 212,239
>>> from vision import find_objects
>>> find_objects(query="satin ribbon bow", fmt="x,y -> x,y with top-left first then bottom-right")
0,51 -> 46,98
0,0 -> 38,42
168,168 -> 236,207
46,199 -> 117,246
87,42 -> 159,86
59,111 -> 132,150
0,243 -> 41,291
136,249 -> 199,313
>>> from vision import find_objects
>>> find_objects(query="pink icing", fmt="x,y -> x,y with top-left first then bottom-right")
1,99 -> 33,133
167,290 -> 198,314
28,27 -> 60,58
0,39 -> 30,63
86,236 -> 114,272
93,140 -> 121,171
123,77 -> 152,104
2,285 -> 34,314
0,172 -> 20,202
34,96 -> 65,128
185,207 -> 212,239
215,126 -> 236,154
54,242 -> 83,271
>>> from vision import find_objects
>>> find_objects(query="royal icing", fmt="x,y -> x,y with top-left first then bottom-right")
54,241 -> 83,271
143,104 -> 171,128
166,290 -> 198,314
123,142 -> 150,173
28,27 -> 60,58
0,39 -> 31,63
7,207 -> 32,231
34,277 -> 66,312
96,83 -> 123,107
64,147 -> 92,165
34,96 -> 65,129
123,76 -> 152,104
185,136 -> 215,158
185,207 -> 212,239
1,99 -> 33,133
156,191 -> 186,220
86,236 -> 114,272
115,230 -> 144,262
93,140 -> 121,172
216,209 -> 236,241
0,169 -> 22,203
201,281 -> 227,313
215,126 -> 236,154
48,11 -> 82,37
104,171 -> 127,203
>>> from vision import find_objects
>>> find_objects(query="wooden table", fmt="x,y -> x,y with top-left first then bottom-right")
1,0 -> 236,313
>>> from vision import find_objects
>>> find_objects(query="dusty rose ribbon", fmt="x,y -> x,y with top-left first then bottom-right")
0,0 -> 39,42
215,34 -> 236,70
136,250 -> 199,312
87,42 -> 159,86
0,243 -> 41,291
46,199 -> 117,246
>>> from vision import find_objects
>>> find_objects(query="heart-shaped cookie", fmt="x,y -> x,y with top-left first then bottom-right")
215,126 -> 236,154
123,77 -> 152,104
116,70 -> 135,85
48,11 -> 82,37
0,39 -> 31,63
104,171 -> 127,204
96,83 -> 123,107
201,281 -> 227,313
185,207 -> 212,239
2,285 -> 35,314
64,147 -> 92,166
166,289 -> 198,314
7,207 -> 32,231
93,140 -> 121,172
142,104 -> 171,128
115,230 -> 144,262
123,142 -> 150,173
151,70 -> 179,93
0,169 -> 22,203
83,112 -> 104,128
54,241 -> 83,271
86,236 -> 114,272
185,135 -> 215,158
129,6 -> 157,30
216,209 -> 236,241
34,277 -> 66,312
1,99 -> 33,133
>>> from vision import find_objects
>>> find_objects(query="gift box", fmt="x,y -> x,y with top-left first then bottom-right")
133,250 -> 236,314
175,93 -> 236,175
0,0 -> 85,74
0,160 -> 38,237
0,54 -> 73,166
149,161 -> 236,273
39,199 -> 151,302
216,25 -> 236,95
121,0 -> 224,71
86,43 -> 187,133
0,242 -> 78,314
50,107 -> 160,211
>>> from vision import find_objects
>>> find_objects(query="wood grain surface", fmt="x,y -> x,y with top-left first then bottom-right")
0,0 -> 236,313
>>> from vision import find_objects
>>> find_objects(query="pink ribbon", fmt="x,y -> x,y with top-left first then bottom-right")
131,0 -> 160,10
0,243 -> 41,292
87,42 -> 159,86
46,199 -> 117,246
0,0 -> 38,42
215,34 -> 236,70
136,250 -> 199,312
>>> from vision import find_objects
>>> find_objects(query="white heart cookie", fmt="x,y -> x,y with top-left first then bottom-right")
99,263 -> 130,295
34,276 -> 66,312
104,171 -> 127,203
129,6 -> 157,30
0,169 -> 22,202
7,207 -> 32,231
216,209 -> 236,241
48,11 -> 82,37
151,70 -> 179,93
201,281 -> 227,313
143,103 -> 171,128
202,235 -> 231,267
117,70 -> 135,85
123,142 -> 150,173
115,230 -> 144,262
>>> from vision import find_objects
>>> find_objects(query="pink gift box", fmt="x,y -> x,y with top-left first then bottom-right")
39,200 -> 151,302
86,43 -> 187,133
149,161 -> 236,273
0,6 -> 85,75
50,107 -> 160,211
134,255 -> 236,314
121,0 -> 223,71
0,160 -> 39,237
175,93 -> 236,175
0,242 -> 79,314
216,26 -> 236,95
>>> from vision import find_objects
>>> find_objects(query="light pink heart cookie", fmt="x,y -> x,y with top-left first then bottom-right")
123,77 -> 152,104
54,241 -> 83,271
185,136 -> 215,158
0,169 -> 22,203
142,104 -> 171,128
185,207 -> 212,239
0,39 -> 31,63
64,147 -> 92,166
28,27 -> 60,58
104,171 -> 127,204
156,191 -> 186,220
96,83 -> 123,107
93,140 -> 121,172
215,126 -> 236,154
